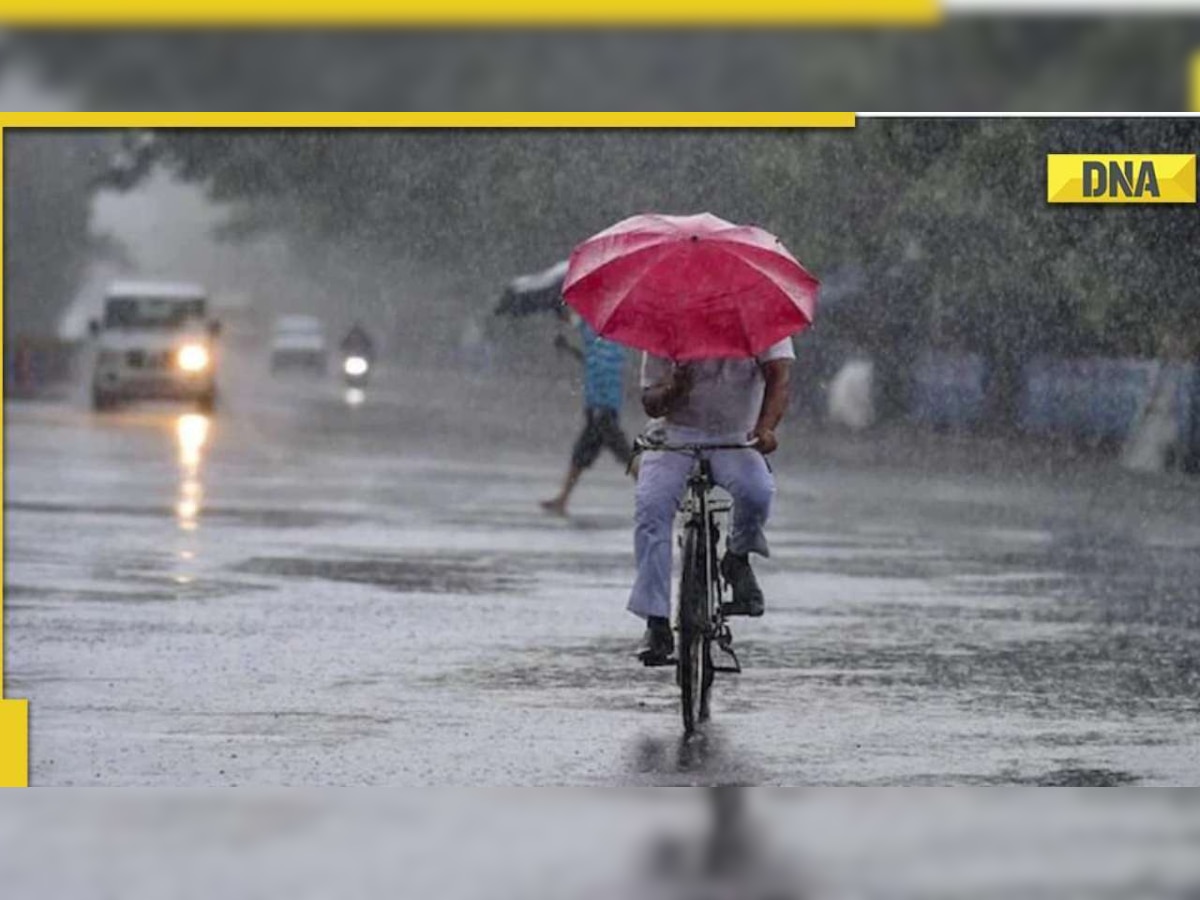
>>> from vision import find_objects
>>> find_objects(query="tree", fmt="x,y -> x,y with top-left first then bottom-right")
5,131 -> 121,338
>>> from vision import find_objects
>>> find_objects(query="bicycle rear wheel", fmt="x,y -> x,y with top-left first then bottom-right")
678,522 -> 708,735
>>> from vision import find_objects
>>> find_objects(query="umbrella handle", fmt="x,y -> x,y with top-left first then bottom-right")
669,362 -> 694,393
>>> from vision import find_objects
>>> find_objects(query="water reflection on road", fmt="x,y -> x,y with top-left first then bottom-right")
174,413 -> 209,532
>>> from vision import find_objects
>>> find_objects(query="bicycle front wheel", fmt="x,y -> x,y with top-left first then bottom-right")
678,522 -> 708,735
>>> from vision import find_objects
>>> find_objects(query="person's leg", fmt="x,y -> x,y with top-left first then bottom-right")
710,449 -> 775,615
628,451 -> 692,620
541,409 -> 601,515
540,465 -> 583,516
598,409 -> 637,475
710,449 -> 775,557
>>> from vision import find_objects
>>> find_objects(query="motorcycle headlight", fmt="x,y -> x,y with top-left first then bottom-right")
177,343 -> 210,373
344,356 -> 369,376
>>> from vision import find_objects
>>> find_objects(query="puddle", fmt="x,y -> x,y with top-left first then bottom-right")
6,580 -> 269,605
441,510 -> 630,533
1025,766 -> 1140,786
893,766 -> 1142,786
235,555 -> 525,594
628,729 -> 762,786
8,500 -> 352,529
740,624 -> 1200,719
437,637 -> 638,692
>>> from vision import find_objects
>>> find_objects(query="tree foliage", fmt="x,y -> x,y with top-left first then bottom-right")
5,131 -> 120,337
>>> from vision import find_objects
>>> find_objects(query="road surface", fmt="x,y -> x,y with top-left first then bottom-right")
7,353 -> 1200,786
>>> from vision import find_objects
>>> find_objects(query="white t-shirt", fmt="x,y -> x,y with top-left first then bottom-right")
640,338 -> 796,439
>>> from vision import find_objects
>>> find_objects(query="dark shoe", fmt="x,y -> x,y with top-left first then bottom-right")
637,616 -> 675,666
720,553 -> 765,617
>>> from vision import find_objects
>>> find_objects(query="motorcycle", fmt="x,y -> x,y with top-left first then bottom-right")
342,354 -> 371,388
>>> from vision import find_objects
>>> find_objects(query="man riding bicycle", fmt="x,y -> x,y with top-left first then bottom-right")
340,323 -> 375,362
633,339 -> 794,665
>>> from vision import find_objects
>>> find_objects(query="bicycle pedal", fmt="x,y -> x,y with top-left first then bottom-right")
714,643 -> 742,674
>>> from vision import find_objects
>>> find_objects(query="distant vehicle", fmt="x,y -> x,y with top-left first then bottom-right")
339,324 -> 374,388
341,353 -> 371,388
269,315 -> 328,374
89,281 -> 220,413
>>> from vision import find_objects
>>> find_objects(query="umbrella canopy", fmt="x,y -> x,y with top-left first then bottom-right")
563,213 -> 818,361
493,259 -> 568,318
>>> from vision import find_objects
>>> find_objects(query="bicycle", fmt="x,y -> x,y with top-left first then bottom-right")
631,434 -> 758,735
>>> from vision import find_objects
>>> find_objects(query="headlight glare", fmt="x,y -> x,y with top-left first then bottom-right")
177,344 -> 210,372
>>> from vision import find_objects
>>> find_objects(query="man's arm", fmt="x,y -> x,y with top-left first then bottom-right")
553,334 -> 585,363
642,365 -> 692,418
750,359 -> 792,454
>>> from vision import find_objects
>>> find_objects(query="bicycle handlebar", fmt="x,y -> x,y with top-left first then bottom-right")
632,436 -> 760,455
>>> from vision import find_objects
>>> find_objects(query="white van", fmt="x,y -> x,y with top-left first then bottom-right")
90,281 -> 220,412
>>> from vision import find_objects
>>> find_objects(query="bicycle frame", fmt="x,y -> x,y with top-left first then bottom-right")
632,435 -> 753,732
679,456 -> 730,635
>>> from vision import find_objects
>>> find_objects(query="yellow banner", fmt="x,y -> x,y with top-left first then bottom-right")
0,701 -> 28,787
0,112 -> 855,130
0,0 -> 940,26
1047,154 -> 1196,204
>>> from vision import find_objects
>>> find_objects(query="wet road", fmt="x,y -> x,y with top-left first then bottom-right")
7,359 -> 1200,785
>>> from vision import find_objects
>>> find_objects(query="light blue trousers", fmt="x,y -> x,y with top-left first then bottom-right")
628,441 -> 774,620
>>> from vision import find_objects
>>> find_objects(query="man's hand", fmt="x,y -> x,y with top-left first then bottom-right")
750,426 -> 779,455
642,364 -> 693,418
670,364 -> 694,400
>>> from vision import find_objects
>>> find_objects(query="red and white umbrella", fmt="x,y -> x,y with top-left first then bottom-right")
563,212 -> 819,361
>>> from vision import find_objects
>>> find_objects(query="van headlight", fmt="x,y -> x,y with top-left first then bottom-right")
177,343 -> 210,373
343,356 -> 369,376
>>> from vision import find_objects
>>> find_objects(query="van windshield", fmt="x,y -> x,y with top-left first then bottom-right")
105,297 -> 206,330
